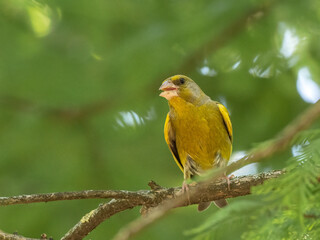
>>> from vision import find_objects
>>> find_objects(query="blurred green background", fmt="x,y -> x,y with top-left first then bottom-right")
1,0 -> 320,239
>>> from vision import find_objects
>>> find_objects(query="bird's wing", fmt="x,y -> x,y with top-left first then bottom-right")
164,114 -> 184,172
217,103 -> 233,142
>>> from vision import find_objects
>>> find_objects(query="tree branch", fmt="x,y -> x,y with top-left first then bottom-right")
112,100 -> 320,240
0,171 -> 282,208
59,170 -> 282,240
0,171 -> 283,239
0,190 -> 152,206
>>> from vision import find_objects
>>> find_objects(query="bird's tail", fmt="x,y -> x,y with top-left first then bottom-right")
198,199 -> 228,211
214,199 -> 228,208
198,201 -> 211,211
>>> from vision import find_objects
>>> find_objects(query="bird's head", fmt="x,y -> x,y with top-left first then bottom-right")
159,75 -> 206,104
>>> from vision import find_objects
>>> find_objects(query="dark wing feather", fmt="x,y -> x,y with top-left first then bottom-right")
164,114 -> 184,172
216,103 -> 233,142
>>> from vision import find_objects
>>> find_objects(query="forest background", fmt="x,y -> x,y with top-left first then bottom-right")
1,0 -> 320,239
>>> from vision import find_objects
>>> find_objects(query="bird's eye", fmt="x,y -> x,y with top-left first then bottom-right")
179,78 -> 185,84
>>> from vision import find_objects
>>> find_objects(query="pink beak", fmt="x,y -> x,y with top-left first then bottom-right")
159,80 -> 179,100
159,80 -> 177,91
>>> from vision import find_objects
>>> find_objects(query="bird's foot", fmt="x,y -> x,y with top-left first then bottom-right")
181,180 -> 191,204
223,174 -> 234,191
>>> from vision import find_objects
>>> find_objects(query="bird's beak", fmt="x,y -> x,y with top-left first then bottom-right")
159,80 -> 177,91
159,80 -> 178,100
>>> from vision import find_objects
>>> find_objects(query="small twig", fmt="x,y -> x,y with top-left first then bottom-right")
112,100 -> 320,240
304,214 -> 320,219
147,181 -> 162,191
0,231 -> 39,240
61,199 -> 136,240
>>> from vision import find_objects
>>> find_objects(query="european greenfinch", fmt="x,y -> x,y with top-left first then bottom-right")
159,75 -> 233,211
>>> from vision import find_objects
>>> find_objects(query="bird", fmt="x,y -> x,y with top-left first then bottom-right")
159,74 -> 233,211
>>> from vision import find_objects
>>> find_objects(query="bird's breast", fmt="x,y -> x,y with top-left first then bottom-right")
168,97 -> 230,169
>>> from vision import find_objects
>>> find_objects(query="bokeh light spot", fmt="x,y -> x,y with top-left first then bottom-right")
297,67 -> 320,103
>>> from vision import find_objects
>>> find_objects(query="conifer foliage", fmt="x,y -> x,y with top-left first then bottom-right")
188,132 -> 320,240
